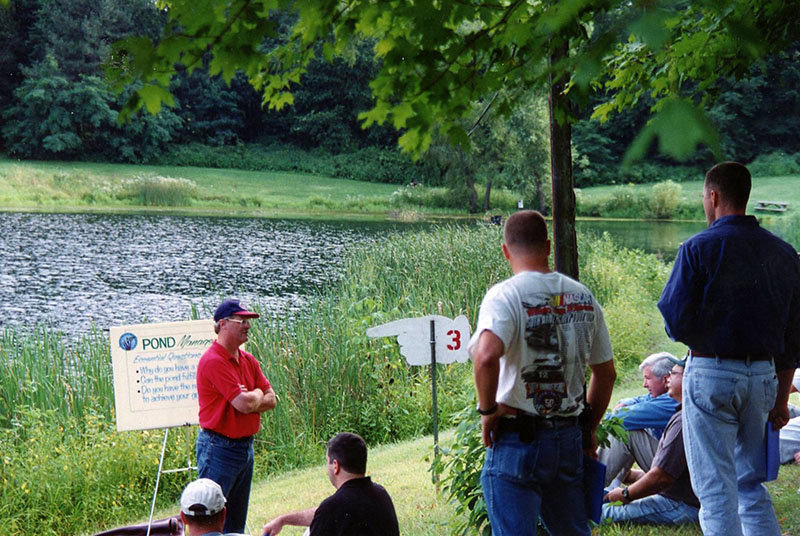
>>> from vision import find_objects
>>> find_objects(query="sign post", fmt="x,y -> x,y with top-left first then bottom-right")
367,315 -> 470,452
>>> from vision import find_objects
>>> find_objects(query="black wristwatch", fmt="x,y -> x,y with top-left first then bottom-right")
477,402 -> 498,416
621,487 -> 631,502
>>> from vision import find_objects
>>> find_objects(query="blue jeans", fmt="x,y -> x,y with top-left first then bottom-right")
481,424 -> 588,536
196,429 -> 254,534
683,357 -> 780,536
601,492 -> 699,525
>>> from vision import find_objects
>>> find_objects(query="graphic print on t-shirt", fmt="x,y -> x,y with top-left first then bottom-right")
520,292 -> 596,415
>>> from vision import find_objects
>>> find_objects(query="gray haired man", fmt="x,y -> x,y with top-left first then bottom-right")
599,352 -> 680,486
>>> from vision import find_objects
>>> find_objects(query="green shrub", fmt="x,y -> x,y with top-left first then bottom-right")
579,233 -> 671,370
576,183 -> 704,221
0,408 -> 189,536
647,180 -> 682,219
120,175 -> 198,206
748,151 -> 800,177
156,143 -> 445,186
762,212 -> 800,250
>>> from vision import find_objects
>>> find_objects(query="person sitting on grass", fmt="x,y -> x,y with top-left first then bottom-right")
780,369 -> 800,464
602,355 -> 700,525
261,432 -> 399,536
598,351 -> 680,486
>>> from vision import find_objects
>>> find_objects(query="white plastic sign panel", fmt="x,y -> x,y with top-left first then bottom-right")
110,320 -> 215,431
367,315 -> 471,366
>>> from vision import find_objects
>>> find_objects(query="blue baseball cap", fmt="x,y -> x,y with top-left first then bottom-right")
213,299 -> 260,322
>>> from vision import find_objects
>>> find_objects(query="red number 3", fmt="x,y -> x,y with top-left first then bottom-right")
446,329 -> 461,351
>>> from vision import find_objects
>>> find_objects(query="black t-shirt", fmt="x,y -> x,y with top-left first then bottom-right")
651,409 -> 700,508
309,477 -> 400,536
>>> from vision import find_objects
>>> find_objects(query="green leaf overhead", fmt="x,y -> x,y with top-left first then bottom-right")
106,0 -> 799,160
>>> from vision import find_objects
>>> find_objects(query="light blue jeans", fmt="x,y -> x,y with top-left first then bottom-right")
481,424 -> 589,536
682,356 -> 780,536
601,492 -> 699,525
196,429 -> 254,534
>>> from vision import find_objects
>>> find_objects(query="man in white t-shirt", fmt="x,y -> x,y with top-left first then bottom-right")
470,210 -> 617,536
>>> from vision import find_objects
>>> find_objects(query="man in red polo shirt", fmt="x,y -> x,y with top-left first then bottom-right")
196,299 -> 277,534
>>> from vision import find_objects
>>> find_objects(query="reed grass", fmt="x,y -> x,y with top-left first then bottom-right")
120,175 -> 198,207
0,326 -> 114,427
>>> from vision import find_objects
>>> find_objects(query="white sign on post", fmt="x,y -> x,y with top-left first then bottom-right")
366,315 -> 471,365
110,320 -> 216,432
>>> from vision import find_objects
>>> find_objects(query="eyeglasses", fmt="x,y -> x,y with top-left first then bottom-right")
669,370 -> 683,377
225,317 -> 251,326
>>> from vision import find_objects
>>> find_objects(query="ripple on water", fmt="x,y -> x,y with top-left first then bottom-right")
0,213 -> 403,338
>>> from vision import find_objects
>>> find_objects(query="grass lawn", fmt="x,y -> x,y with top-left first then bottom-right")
136,388 -> 800,536
0,158 -> 462,221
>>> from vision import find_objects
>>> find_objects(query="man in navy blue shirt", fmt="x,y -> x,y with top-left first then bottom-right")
658,161 -> 800,536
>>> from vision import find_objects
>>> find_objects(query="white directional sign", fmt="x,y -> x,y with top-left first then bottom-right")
366,315 -> 471,365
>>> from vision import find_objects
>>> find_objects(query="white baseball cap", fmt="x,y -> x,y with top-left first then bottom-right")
180,478 -> 226,516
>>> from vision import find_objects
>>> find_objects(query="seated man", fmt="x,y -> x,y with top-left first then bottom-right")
602,355 -> 700,525
262,432 -> 399,536
599,351 -> 679,486
180,478 -> 239,536
779,369 -> 800,464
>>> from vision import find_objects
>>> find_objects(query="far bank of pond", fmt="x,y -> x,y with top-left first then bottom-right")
0,212 -> 705,336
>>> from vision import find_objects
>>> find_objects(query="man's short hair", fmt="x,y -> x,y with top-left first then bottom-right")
503,210 -> 549,252
639,352 -> 675,379
327,432 -> 367,475
184,509 -> 225,529
705,161 -> 751,209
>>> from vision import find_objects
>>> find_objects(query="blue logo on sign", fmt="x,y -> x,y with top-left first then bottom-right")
119,332 -> 138,351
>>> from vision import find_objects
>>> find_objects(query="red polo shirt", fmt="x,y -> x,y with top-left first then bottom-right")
197,340 -> 271,438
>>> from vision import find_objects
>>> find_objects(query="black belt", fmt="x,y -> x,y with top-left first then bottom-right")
201,428 -> 254,443
690,350 -> 773,361
497,413 -> 578,443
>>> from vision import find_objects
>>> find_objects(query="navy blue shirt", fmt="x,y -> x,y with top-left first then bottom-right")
658,215 -> 800,371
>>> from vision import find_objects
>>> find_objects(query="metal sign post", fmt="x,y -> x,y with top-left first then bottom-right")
429,319 -> 439,453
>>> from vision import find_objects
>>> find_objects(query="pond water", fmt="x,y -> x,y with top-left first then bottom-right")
0,212 -> 704,337
577,219 -> 706,260
0,213 -> 413,337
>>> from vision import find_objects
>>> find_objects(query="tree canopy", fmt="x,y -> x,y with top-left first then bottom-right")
105,0 -> 799,161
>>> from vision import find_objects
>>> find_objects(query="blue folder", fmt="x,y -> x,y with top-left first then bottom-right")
765,421 -> 780,482
583,455 -> 607,524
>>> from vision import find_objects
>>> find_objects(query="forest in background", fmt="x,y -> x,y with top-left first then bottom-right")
1,0 -> 800,212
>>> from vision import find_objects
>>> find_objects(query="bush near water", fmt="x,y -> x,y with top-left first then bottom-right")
2,226 -> 681,535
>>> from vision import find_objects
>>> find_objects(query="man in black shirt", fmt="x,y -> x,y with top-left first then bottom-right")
262,433 -> 399,536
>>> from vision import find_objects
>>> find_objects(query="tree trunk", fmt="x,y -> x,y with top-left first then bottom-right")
548,42 -> 578,280
482,179 -> 493,212
536,180 -> 547,215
